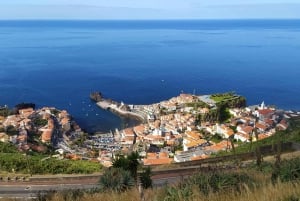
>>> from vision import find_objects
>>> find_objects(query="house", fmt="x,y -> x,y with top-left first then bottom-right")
3,115 -> 20,128
40,128 -> 53,143
160,101 -> 177,112
191,154 -> 209,161
121,136 -> 135,145
0,116 -> 5,124
144,134 -> 164,145
18,108 -> 34,118
143,158 -> 173,166
143,151 -> 173,165
239,126 -> 253,135
216,124 -> 234,139
61,117 -> 71,131
17,131 -> 28,144
0,133 -> 9,142
276,119 -> 288,131
256,109 -> 275,121
174,149 -> 208,163
255,123 -> 268,133
229,109 -> 241,117
183,138 -> 207,151
204,140 -> 231,153
183,131 -> 206,151
19,118 -> 32,130
133,124 -> 146,136
234,132 -> 249,142
264,119 -> 275,127
121,128 -> 135,138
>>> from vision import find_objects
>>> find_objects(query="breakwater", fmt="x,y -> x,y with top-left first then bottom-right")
90,92 -> 146,123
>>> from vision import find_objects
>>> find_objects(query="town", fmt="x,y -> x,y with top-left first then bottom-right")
1,92 -> 299,167
91,92 -> 299,166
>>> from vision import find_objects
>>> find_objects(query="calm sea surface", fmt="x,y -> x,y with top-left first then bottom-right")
0,20 -> 299,132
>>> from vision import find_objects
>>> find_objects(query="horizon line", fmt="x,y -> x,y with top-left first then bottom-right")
1,18 -> 300,21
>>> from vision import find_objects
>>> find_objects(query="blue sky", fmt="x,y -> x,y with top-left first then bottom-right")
0,0 -> 299,19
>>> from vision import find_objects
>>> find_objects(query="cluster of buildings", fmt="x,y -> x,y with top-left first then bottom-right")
0,106 -> 75,152
99,94 -> 299,166
1,93 -> 299,167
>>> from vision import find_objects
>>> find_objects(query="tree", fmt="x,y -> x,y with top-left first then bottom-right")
140,166 -> 152,189
113,152 -> 140,182
127,151 -> 140,181
254,128 -> 262,169
99,167 -> 134,192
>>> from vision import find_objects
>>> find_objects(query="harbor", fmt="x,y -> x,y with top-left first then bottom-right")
90,92 -> 146,123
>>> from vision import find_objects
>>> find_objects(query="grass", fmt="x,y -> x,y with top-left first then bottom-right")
2,179 -> 298,201
2,156 -> 300,201
210,93 -> 239,103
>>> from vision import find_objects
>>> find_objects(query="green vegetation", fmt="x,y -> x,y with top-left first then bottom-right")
272,157 -> 300,182
211,92 -> 237,102
99,168 -> 135,192
215,118 -> 300,157
51,109 -> 60,116
0,142 -> 18,153
186,101 -> 209,109
0,107 -> 13,117
196,104 -> 232,124
140,166 -> 153,189
22,156 -> 300,201
211,92 -> 246,108
210,133 -> 223,143
99,151 -> 153,192
73,133 -> 88,146
33,117 -> 48,127
5,125 -> 19,136
112,152 -> 140,181
0,142 -> 101,174
0,153 -> 101,174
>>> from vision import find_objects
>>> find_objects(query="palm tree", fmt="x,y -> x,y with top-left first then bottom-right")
127,151 -> 140,182
140,166 -> 152,189
253,127 -> 262,169
112,151 -> 140,182
249,131 -> 253,152
99,167 -> 134,192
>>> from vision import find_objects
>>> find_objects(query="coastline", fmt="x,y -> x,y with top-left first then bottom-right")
90,92 -> 146,125
96,101 -> 145,123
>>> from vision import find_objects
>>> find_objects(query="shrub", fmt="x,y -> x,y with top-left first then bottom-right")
273,157 -> 300,182
99,168 -> 135,192
164,185 -> 193,201
186,171 -> 253,195
140,166 -> 152,189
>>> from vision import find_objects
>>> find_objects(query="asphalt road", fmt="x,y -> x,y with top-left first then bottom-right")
0,184 -> 98,198
0,174 -> 187,198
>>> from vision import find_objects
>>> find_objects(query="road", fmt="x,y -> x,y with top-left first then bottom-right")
0,167 -> 195,198
0,183 -> 98,198
2,150 -> 299,198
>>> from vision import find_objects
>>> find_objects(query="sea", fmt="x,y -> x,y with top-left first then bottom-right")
0,20 -> 299,133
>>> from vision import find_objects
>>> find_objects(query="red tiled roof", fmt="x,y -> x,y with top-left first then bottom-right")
242,126 -> 253,134
256,123 -> 267,130
191,155 -> 209,161
258,109 -> 274,115
143,158 -> 173,166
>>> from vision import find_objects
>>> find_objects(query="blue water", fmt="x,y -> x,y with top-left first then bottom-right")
0,20 -> 300,132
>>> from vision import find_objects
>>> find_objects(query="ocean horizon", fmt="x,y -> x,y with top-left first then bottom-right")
0,19 -> 299,133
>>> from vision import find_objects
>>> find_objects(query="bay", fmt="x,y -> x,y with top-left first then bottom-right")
0,20 -> 299,132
